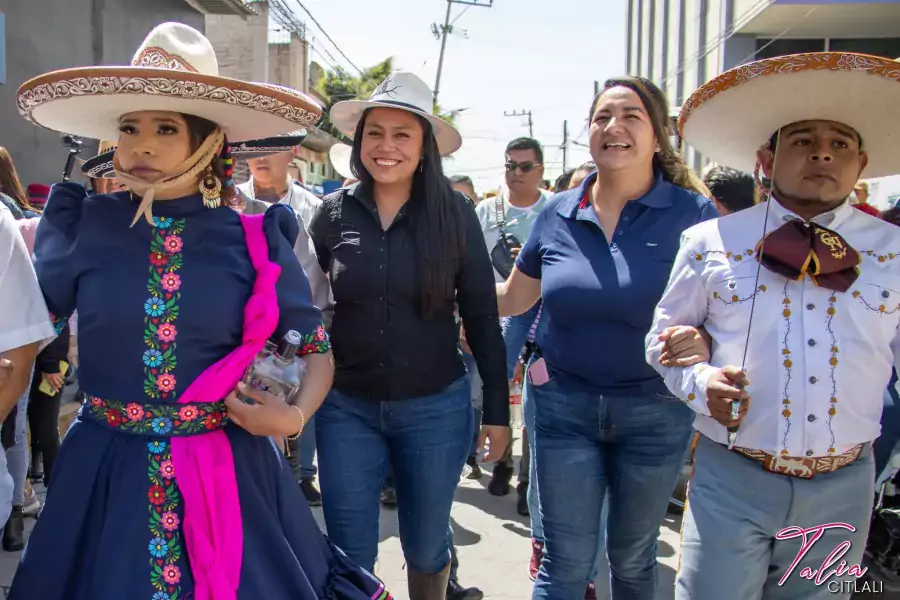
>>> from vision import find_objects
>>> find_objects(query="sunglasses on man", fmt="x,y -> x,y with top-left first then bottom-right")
505,161 -> 542,174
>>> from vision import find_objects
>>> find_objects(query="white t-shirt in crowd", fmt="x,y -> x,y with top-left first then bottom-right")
0,204 -> 54,355
475,187 -> 551,282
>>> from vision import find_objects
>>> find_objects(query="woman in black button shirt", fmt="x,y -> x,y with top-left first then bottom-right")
309,71 -> 508,600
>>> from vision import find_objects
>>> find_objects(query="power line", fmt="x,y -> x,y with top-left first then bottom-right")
289,0 -> 363,75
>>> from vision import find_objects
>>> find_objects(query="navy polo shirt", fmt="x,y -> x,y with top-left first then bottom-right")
516,170 -> 718,396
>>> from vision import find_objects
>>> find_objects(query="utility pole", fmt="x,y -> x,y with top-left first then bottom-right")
594,80 -> 600,98
504,109 -> 533,138
562,120 -> 569,172
432,0 -> 493,108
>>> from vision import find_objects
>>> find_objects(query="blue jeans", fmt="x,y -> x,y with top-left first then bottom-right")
286,414 -> 317,480
501,301 -> 541,379
7,384 -> 31,506
531,374 -> 694,600
316,377 -> 473,573
524,368 -> 607,577
876,370 -> 900,479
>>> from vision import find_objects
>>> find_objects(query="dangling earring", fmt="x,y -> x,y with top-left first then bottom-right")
199,165 -> 222,209
418,160 -> 424,173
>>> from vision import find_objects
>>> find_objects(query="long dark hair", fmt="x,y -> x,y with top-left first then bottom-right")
591,76 -> 708,196
350,109 -> 467,319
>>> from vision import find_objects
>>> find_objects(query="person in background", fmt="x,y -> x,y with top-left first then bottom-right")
239,133 -> 322,227
450,175 -> 478,204
539,180 -> 550,190
26,184 -> 50,212
0,202 -> 55,548
568,161 -> 597,191
311,71 -> 508,599
0,148 -> 39,219
881,205 -> 900,227
471,137 -> 550,506
497,76 -> 717,600
81,141 -> 127,196
702,164 -> 758,215
553,170 -> 574,192
0,147 -> 44,550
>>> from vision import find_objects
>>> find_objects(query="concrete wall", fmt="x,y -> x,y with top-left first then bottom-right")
268,34 -> 309,94
205,2 -> 268,83
0,0 -> 204,187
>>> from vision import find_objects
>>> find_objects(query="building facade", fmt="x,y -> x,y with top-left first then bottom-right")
0,0 -> 235,187
626,0 -> 900,171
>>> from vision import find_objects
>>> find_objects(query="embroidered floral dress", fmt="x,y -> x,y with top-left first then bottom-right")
10,183 -> 390,600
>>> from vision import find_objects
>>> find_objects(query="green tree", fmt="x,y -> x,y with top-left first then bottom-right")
315,57 -> 458,140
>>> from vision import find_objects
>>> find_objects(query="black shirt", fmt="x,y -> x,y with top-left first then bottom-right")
309,183 -> 509,426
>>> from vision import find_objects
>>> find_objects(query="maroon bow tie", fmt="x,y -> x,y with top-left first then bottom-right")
756,220 -> 861,292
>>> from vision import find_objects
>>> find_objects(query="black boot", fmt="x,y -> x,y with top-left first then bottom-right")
487,463 -> 513,497
29,453 -> 43,484
516,481 -> 529,516
446,577 -> 484,600
300,477 -> 322,507
3,506 -> 25,552
465,455 -> 482,480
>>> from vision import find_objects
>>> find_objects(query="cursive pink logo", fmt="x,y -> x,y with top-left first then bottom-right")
776,522 -> 867,586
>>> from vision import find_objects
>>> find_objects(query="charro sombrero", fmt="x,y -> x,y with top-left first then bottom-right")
80,140 -> 118,179
83,130 -> 309,179
330,71 -> 462,156
17,22 -> 322,143
230,130 -> 307,159
679,52 -> 900,179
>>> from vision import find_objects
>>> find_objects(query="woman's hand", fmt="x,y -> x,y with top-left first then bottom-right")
657,326 -> 712,367
42,372 -> 65,391
224,382 -> 304,438
477,425 -> 510,463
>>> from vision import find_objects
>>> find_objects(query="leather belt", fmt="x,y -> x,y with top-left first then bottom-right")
730,443 -> 864,479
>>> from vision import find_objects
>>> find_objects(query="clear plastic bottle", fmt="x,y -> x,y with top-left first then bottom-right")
510,380 -> 523,429
241,331 -> 307,404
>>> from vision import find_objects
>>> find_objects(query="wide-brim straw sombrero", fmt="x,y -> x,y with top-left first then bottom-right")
330,71 -> 462,156
329,143 -> 353,180
82,130 -> 309,179
17,22 -> 322,143
679,52 -> 900,179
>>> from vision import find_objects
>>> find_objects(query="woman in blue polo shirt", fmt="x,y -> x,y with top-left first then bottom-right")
497,76 -> 718,600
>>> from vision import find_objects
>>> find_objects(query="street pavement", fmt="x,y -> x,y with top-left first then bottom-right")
0,429 -> 682,599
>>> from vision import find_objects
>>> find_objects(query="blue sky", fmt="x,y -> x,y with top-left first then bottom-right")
297,0 -> 627,193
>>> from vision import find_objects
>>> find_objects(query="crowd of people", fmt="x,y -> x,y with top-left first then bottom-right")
0,19 -> 899,600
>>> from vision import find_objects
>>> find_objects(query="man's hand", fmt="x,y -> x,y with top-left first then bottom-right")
477,425 -> 510,463
0,359 -> 12,395
658,326 -> 711,367
42,372 -> 65,391
706,365 -> 750,427
510,246 -> 521,259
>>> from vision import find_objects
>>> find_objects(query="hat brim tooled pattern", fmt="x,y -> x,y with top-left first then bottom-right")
679,52 -> 900,179
81,150 -> 116,179
330,99 -> 462,157
230,130 -> 308,159
17,67 -> 322,143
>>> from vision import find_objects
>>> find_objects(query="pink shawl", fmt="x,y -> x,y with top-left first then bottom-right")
170,213 -> 281,600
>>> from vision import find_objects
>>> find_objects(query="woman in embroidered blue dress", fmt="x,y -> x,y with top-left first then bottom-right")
10,23 -> 390,600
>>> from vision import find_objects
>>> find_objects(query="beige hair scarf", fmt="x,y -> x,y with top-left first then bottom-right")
114,129 -> 225,227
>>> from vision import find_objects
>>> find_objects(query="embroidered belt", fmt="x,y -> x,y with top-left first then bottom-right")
82,396 -> 229,437
730,443 -> 864,479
